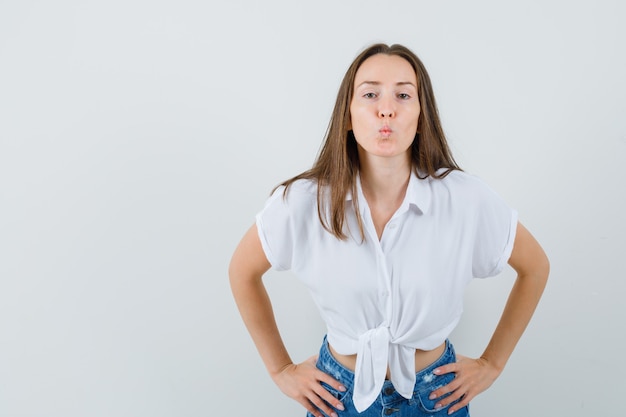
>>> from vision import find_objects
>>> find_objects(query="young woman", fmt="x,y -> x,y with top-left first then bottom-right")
229,43 -> 549,417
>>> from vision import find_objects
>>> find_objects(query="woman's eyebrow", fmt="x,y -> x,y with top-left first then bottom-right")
396,81 -> 417,88
356,81 -> 417,88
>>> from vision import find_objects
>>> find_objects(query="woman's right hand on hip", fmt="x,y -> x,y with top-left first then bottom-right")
272,355 -> 346,417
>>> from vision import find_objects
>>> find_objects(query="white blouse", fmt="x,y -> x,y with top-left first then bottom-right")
256,170 -> 517,412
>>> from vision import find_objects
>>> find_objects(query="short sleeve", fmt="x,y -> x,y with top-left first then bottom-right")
255,187 -> 293,271
471,181 -> 518,278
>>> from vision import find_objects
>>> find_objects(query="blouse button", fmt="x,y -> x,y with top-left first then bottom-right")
388,223 -> 396,229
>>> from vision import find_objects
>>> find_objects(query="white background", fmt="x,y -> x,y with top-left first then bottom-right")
1,1 -> 624,416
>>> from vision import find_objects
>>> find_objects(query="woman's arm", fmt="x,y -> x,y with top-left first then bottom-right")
229,224 -> 346,417
429,222 -> 550,414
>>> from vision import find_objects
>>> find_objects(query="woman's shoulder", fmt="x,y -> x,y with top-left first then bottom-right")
273,178 -> 318,199
265,178 -> 319,212
429,169 -> 503,203
434,169 -> 493,190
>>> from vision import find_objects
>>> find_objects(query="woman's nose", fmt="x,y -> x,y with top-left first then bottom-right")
378,97 -> 395,118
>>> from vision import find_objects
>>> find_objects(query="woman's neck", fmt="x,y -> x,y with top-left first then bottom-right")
358,153 -> 412,237
358,154 -> 412,207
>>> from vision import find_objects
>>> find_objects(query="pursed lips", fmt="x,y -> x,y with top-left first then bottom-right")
379,126 -> 392,138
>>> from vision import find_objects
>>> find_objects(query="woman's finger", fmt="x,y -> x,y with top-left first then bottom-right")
307,391 -> 340,417
312,382 -> 345,413
316,369 -> 347,394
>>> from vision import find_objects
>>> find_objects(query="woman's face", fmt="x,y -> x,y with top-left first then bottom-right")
350,54 -> 420,164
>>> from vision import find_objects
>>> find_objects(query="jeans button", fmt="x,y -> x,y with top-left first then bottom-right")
384,387 -> 394,395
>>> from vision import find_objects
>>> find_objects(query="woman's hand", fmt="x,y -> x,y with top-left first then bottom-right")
428,354 -> 501,415
271,355 -> 347,417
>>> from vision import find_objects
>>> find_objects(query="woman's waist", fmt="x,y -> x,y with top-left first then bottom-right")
328,340 -> 447,379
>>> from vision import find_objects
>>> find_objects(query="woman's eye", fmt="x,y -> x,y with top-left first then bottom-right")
363,92 -> 377,99
398,93 -> 411,100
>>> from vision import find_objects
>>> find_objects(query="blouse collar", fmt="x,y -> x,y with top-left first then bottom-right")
347,170 -> 432,215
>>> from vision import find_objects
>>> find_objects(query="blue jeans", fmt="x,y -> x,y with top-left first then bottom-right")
307,337 -> 470,417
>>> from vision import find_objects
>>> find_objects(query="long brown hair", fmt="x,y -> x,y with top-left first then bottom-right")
279,43 -> 460,240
